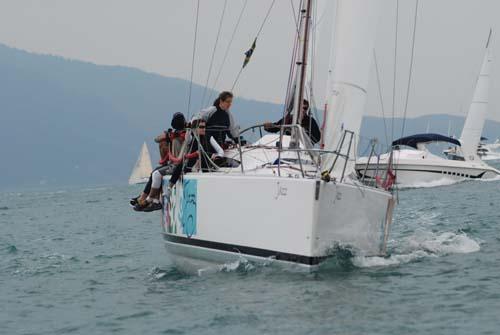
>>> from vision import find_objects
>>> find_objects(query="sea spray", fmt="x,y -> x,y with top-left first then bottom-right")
353,230 -> 480,268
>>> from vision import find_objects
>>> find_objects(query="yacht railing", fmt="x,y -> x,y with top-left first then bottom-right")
356,139 -> 395,189
239,124 -> 358,183
188,123 -> 391,189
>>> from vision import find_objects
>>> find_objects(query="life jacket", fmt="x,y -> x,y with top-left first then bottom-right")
159,130 -> 186,165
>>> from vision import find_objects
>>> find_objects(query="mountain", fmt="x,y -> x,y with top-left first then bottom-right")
0,44 -> 283,190
1,44 -> 499,190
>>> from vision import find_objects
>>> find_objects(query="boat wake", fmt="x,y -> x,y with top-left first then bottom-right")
159,230 -> 481,275
353,230 -> 480,268
399,178 -> 460,189
194,256 -> 259,276
479,174 -> 500,182
218,257 -> 256,273
148,266 -> 188,281
153,229 -> 481,276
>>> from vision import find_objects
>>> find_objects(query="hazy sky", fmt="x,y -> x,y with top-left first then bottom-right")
1,0 -> 500,123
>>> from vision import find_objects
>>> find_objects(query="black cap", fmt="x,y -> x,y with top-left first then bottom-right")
171,112 -> 186,131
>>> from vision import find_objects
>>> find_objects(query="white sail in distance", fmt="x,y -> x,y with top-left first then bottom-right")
128,142 -> 153,185
460,30 -> 493,161
320,0 -> 382,178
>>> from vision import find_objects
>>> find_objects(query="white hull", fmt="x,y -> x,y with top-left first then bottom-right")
481,152 -> 500,161
479,142 -> 500,161
161,174 -> 393,273
356,149 -> 500,188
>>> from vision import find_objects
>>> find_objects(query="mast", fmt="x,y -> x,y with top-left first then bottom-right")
291,0 -> 313,146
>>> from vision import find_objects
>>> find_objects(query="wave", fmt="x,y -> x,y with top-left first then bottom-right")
148,266 -> 187,281
400,172 -> 500,189
399,177 -> 461,189
353,230 -> 480,268
478,174 -> 500,182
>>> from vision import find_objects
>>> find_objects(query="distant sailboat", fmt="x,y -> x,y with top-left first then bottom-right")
478,138 -> 500,161
128,142 -> 153,185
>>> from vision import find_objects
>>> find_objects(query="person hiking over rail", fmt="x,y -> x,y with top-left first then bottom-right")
135,119 -> 226,212
130,112 -> 187,209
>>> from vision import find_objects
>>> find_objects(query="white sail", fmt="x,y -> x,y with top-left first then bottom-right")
320,0 -> 382,178
128,142 -> 153,185
460,30 -> 492,161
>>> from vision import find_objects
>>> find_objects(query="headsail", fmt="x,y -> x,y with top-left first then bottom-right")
320,0 -> 382,178
128,142 -> 153,185
460,29 -> 493,161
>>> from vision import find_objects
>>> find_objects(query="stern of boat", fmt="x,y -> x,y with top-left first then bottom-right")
313,181 -> 393,256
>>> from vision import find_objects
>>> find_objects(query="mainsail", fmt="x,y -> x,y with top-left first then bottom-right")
305,0 -> 334,107
460,30 -> 492,161
320,0 -> 382,178
128,142 -> 153,185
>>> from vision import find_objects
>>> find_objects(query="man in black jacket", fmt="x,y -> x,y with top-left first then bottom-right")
263,99 -> 321,144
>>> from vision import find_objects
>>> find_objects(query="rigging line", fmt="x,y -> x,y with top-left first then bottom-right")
231,0 -> 278,92
282,18 -> 301,112
256,0 -> 277,38
309,0 -> 317,108
373,49 -> 389,148
400,0 -> 420,139
187,0 -> 201,119
391,0 -> 399,142
200,0 -> 228,108
290,0 -> 301,36
230,67 -> 244,91
282,0 -> 303,120
308,1 -> 319,136
208,0 -> 248,102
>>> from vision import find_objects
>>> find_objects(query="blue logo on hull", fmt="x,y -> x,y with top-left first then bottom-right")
182,179 -> 197,237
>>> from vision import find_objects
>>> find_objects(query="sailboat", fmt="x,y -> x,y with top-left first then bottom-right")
481,143 -> 500,160
128,142 -> 153,185
356,30 -> 500,188
161,0 -> 395,272
477,138 -> 500,161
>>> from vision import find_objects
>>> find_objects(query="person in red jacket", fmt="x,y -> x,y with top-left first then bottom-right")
135,119 -> 226,212
129,113 -> 187,208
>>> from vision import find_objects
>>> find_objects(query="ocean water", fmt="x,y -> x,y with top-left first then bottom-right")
1,173 -> 500,334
